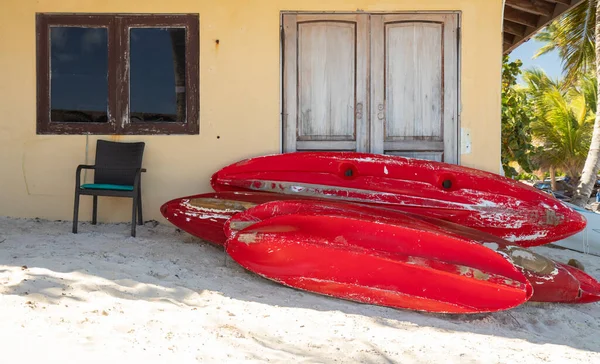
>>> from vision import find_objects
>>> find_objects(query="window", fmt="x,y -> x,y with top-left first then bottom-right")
36,14 -> 199,135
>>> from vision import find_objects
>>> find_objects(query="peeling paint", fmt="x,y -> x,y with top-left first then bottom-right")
507,248 -> 555,275
187,198 -> 256,212
482,242 -> 499,251
472,269 -> 490,281
229,221 -> 257,232
238,233 -> 257,244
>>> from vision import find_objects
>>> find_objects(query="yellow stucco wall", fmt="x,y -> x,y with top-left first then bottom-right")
0,0 -> 504,223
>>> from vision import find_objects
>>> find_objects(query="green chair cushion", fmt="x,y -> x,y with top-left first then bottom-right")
81,183 -> 134,191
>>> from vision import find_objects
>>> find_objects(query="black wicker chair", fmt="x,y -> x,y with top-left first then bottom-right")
73,140 -> 146,237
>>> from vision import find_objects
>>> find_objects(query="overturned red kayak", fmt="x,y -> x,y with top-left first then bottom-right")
225,199 -> 600,304
226,213 -> 532,314
212,152 -> 586,246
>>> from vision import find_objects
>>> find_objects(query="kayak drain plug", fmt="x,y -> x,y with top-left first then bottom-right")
442,180 -> 452,189
345,169 -> 354,177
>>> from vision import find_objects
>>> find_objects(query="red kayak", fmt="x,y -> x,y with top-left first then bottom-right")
225,199 -> 600,304
211,152 -> 586,247
226,213 -> 532,314
159,191 -> 289,245
558,262 -> 600,304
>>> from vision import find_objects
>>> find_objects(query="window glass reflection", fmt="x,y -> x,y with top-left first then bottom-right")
130,28 -> 186,123
50,27 -> 108,123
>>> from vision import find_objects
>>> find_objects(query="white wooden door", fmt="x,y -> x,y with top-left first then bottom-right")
370,13 -> 458,163
282,12 -> 459,163
282,14 -> 369,152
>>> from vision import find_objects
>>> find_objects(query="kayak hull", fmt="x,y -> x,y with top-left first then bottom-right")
226,199 -> 600,304
211,152 -> 586,246
226,214 -> 532,314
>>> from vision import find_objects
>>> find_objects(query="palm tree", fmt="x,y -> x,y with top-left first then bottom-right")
533,0 -> 600,206
534,3 -> 596,86
523,69 -> 595,189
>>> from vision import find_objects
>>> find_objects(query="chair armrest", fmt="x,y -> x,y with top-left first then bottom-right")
75,165 -> 96,188
133,168 -> 146,189
76,164 -> 96,173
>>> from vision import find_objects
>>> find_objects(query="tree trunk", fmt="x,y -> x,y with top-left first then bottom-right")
572,1 -> 600,207
550,166 -> 557,191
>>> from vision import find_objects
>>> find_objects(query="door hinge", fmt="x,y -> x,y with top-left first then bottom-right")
377,103 -> 385,121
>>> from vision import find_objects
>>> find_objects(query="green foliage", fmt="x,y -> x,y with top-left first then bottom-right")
515,172 -> 539,181
501,56 -> 537,177
501,52 -> 596,181
523,68 -> 596,180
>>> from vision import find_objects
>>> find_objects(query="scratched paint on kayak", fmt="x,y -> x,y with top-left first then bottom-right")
159,191 -> 320,245
211,152 -> 586,246
214,179 -> 574,246
159,191 -> 290,245
225,213 -> 533,314
411,209 -> 599,303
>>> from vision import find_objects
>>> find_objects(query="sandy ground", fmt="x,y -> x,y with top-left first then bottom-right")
0,216 -> 599,364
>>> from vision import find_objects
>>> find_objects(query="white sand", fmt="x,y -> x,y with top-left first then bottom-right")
0,216 -> 599,364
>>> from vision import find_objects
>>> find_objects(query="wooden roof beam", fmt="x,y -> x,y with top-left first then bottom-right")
504,20 -> 528,36
504,33 -> 517,46
504,7 -> 539,27
542,0 -> 572,5
505,0 -> 556,17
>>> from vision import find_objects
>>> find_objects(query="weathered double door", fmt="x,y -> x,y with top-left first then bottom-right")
282,13 -> 459,163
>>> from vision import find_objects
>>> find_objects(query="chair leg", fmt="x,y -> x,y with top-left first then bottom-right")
131,195 -> 137,238
137,188 -> 143,225
72,191 -> 80,234
92,196 -> 98,225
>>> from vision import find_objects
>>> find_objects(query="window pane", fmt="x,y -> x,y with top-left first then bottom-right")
130,28 -> 186,123
50,27 -> 108,123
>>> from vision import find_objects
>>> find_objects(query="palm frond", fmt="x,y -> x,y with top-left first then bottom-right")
533,23 -> 559,58
532,0 -> 597,85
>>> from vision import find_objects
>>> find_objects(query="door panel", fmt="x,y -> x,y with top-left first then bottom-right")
371,13 -> 458,163
298,21 -> 355,141
283,14 -> 369,152
386,22 -> 442,142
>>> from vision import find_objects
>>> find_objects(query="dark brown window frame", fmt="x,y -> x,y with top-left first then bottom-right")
36,13 -> 199,135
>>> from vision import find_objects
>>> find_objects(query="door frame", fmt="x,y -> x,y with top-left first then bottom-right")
279,11 -> 462,164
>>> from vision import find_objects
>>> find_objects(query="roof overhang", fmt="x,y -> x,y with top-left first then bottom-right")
503,0 -> 585,54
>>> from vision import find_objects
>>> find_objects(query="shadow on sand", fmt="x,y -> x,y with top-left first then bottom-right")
0,216 -> 598,357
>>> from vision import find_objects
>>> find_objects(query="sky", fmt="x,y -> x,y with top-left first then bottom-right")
508,39 -> 564,84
